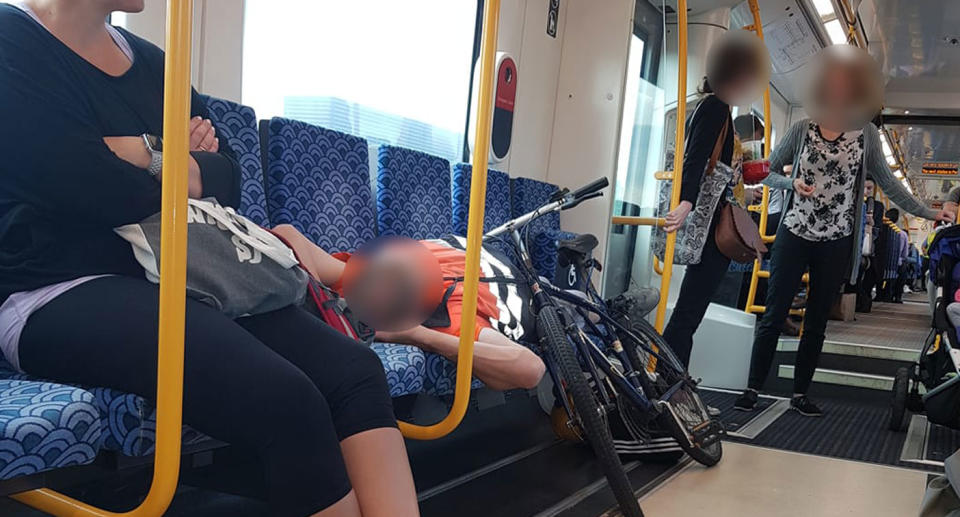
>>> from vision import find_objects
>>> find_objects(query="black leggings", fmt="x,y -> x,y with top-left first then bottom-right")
18,276 -> 396,516
663,216 -> 732,368
747,227 -> 852,393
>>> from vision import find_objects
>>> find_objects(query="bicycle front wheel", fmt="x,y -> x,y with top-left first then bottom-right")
537,307 -> 643,517
622,318 -> 723,467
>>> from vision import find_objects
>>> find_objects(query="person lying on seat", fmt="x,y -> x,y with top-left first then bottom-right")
272,225 -> 547,391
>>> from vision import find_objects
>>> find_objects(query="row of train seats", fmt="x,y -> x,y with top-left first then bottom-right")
0,96 -> 575,483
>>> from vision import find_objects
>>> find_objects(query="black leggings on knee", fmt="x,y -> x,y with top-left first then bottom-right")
18,275 -> 396,516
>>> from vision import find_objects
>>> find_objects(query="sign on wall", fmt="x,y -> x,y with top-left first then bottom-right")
547,0 -> 559,38
921,162 -> 960,177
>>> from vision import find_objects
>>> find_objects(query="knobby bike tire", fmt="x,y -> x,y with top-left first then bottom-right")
537,307 -> 643,517
622,318 -> 723,467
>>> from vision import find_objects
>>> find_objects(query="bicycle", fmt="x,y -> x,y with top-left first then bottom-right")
484,178 -> 723,517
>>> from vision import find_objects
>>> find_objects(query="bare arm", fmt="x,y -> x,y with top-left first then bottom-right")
378,326 -> 546,391
102,136 -> 203,198
270,224 -> 346,285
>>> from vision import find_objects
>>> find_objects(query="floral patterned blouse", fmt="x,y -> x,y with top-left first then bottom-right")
783,123 -> 864,242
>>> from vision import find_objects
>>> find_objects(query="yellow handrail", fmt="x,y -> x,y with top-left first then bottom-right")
743,0 -> 775,316
654,0 -> 688,333
397,0 -> 500,440
611,216 -> 665,227
12,1 -> 194,515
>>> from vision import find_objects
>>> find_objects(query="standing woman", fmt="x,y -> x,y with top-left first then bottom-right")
734,45 -> 954,416
662,31 -> 769,369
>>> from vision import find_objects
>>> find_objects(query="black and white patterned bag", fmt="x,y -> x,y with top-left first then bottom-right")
652,106 -> 732,265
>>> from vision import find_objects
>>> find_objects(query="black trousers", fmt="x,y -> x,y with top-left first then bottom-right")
663,217 -> 731,368
747,228 -> 852,394
18,276 -> 396,517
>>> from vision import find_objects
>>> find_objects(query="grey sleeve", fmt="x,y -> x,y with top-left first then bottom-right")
762,120 -> 805,191
866,125 -> 938,220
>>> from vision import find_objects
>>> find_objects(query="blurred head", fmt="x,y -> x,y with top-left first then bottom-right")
886,208 -> 900,221
702,30 -> 771,106
864,177 -> 875,197
341,237 -> 443,331
803,45 -> 883,132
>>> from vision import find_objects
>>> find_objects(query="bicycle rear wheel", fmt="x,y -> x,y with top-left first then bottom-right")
537,307 -> 643,517
621,318 -> 723,467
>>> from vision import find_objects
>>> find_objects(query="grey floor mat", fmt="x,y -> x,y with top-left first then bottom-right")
824,301 -> 930,350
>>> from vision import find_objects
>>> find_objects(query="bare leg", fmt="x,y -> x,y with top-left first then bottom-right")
312,491 -> 362,517
339,428 -> 419,517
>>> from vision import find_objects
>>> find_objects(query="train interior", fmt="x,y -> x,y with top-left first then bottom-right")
1,0 -> 958,515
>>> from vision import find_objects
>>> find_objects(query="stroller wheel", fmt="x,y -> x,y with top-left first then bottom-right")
889,366 -> 911,432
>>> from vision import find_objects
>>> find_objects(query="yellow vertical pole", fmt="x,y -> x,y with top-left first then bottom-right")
397,0 -> 500,440
654,0 -> 689,332
743,0 -> 772,314
11,1 -> 193,515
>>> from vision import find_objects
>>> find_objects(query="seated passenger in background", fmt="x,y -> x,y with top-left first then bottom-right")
0,2 -> 418,516
272,226 -> 547,391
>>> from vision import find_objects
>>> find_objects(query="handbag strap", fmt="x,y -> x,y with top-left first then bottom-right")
704,116 -> 730,177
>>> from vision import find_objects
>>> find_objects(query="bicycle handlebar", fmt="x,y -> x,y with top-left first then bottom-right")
569,177 -> 609,201
484,178 -> 609,239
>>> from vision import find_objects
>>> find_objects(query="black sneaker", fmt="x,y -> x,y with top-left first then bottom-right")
733,389 -> 758,411
790,395 -> 823,417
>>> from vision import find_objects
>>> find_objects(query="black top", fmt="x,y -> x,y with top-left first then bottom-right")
0,5 -> 241,303
680,95 -> 734,207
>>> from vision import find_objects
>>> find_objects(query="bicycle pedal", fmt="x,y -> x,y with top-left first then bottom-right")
692,419 -> 725,448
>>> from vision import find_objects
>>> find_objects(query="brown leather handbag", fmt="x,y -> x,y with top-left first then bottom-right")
715,202 -> 768,262
708,120 -> 768,263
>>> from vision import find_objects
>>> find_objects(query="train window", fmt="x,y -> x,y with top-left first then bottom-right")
242,0 -> 478,162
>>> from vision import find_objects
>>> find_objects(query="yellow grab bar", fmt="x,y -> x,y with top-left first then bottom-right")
654,0 -> 688,333
12,1 -> 194,515
611,216 -> 665,227
744,0 -> 775,316
397,0 -> 501,440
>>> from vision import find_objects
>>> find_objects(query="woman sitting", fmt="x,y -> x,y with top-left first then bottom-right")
0,2 -> 417,516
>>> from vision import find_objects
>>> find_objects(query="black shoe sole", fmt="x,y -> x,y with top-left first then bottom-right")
790,406 -> 823,417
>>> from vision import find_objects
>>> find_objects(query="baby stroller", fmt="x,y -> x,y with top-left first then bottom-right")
889,225 -> 960,432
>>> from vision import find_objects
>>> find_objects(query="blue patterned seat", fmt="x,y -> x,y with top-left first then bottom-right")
423,353 -> 485,397
202,96 -> 270,226
511,177 -> 577,279
0,376 -> 101,480
0,360 -> 207,458
369,343 -> 426,398
451,164 -> 511,235
263,118 -> 377,252
377,145 -> 452,240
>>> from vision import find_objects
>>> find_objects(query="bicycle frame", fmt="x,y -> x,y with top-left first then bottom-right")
483,199 -> 691,420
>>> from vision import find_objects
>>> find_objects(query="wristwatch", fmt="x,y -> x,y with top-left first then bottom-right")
142,134 -> 163,177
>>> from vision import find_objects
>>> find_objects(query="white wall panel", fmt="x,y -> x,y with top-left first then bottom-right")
118,0 -> 244,101
546,0 -> 634,266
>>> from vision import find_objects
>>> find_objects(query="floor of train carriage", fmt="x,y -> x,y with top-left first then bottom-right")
3,292 -> 958,516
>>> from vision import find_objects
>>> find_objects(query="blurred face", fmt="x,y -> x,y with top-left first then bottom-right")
341,238 -> 443,331
864,180 -> 875,197
804,45 -> 882,132
706,30 -> 771,106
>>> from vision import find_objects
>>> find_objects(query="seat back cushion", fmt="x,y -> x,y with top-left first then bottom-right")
263,118 -> 376,252
511,177 -> 568,279
203,96 -> 270,226
377,145 -> 452,240
451,163 -> 511,235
